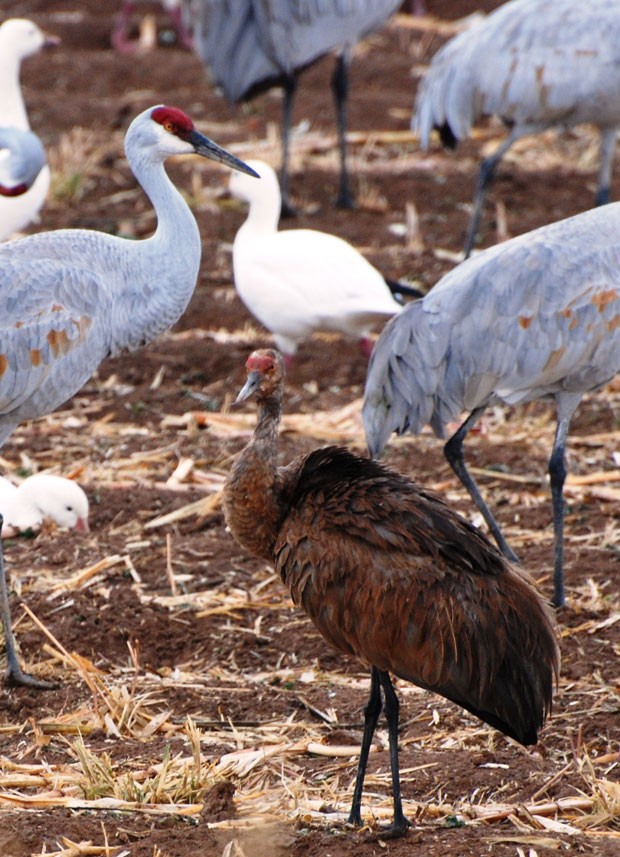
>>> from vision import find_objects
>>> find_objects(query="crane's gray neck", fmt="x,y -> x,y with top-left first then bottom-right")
133,152 -> 200,252
111,150 -> 201,352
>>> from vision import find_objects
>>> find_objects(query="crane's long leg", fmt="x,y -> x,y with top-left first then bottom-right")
548,397 -> 580,608
549,420 -> 569,608
332,52 -> 354,209
0,515 -> 56,689
279,75 -> 298,218
464,131 -> 520,259
444,408 -> 520,563
348,668 -> 410,837
595,127 -> 617,206
348,666 -> 382,827
377,670 -> 410,837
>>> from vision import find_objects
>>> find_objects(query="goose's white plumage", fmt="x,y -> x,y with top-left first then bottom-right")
0,474 -> 89,534
0,18 -> 58,241
229,159 -> 402,357
0,103 -> 257,688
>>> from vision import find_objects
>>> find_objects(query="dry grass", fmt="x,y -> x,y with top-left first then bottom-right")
2,375 -> 620,849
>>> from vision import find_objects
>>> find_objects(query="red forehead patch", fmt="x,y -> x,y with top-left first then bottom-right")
246,351 -> 275,373
151,106 -> 194,134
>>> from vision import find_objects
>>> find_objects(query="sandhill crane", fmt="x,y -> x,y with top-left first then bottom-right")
363,203 -> 620,608
0,475 -> 89,536
0,127 -> 47,234
224,348 -> 558,834
413,0 -> 620,257
229,159 -> 419,361
0,18 -> 59,240
184,0 -> 401,213
0,103 -> 257,688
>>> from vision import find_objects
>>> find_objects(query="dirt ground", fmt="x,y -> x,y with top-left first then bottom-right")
1,2 -> 619,856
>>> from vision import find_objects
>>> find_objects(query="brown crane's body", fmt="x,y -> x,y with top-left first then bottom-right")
223,348 -> 559,834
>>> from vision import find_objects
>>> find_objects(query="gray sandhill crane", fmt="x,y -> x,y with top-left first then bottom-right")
413,0 -> 620,257
0,18 -> 59,240
184,0 -> 401,213
224,348 -> 558,835
228,158 -> 414,361
363,203 -> 620,608
0,104 -> 257,688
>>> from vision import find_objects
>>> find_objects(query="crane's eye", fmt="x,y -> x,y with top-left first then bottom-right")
164,121 -> 175,133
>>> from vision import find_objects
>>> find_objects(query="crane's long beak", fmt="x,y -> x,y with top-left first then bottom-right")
188,130 -> 259,178
235,372 -> 261,404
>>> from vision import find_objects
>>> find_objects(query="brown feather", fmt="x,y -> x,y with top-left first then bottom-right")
223,348 -> 560,829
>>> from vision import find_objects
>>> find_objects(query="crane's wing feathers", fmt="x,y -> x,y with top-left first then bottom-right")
0,233 -> 111,430
414,0 -> 620,145
187,0 -> 400,100
274,446 -> 557,746
364,205 -> 620,454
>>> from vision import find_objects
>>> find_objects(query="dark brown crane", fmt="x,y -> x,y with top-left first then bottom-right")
223,348 -> 559,835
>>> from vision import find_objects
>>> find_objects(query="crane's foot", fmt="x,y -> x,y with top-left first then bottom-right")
335,189 -> 354,209
6,663 -> 58,690
347,810 -> 411,840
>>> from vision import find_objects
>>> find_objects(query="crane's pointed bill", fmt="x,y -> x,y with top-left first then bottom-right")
235,372 -> 261,403
188,130 -> 259,177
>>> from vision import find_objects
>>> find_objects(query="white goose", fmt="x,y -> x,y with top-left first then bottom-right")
229,159 -> 404,362
0,474 -> 89,536
0,18 -> 59,241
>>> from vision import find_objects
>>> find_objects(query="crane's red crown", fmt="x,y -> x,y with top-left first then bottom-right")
151,106 -> 194,137
246,351 -> 277,374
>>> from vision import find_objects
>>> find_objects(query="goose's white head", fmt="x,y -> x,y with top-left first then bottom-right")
16,475 -> 90,532
229,158 -> 277,205
0,18 -> 60,63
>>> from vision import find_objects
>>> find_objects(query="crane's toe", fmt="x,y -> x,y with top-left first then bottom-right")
5,664 -> 58,690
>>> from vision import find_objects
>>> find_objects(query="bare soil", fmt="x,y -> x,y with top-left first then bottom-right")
1,2 -> 619,856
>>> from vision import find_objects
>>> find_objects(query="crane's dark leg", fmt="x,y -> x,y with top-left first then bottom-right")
464,132 -> 519,259
348,666 -> 382,827
279,75 -> 298,218
332,52 -> 354,209
548,400 -> 579,608
0,515 -> 56,689
377,670 -> 410,837
595,127 -> 617,206
444,408 -> 520,563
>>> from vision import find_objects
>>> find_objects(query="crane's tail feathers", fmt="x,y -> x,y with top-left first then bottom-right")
363,302 -> 451,456
462,567 -> 558,746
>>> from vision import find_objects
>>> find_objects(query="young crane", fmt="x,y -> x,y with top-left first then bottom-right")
223,348 -> 559,835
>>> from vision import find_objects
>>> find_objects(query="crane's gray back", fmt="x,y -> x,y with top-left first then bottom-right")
187,0 -> 400,101
363,203 -> 620,456
414,0 -> 620,147
0,224 -> 198,434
